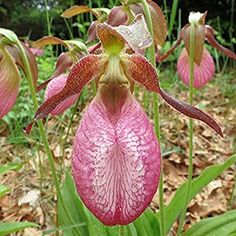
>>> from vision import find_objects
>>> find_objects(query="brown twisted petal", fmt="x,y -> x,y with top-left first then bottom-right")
158,37 -> 182,62
205,26 -> 236,60
121,54 -> 223,137
61,5 -> 99,19
183,23 -> 205,65
86,21 -> 98,44
33,36 -> 68,48
158,24 -> 192,62
25,55 -> 105,133
147,0 -> 167,47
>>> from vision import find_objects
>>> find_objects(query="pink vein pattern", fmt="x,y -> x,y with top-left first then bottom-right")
72,93 -> 161,225
177,48 -> 215,88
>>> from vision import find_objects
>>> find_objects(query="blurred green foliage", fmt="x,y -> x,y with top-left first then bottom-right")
0,0 -> 235,41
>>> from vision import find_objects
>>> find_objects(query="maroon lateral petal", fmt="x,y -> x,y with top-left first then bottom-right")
121,54 -> 161,93
158,37 -> 182,62
160,89 -> 223,137
205,26 -> 236,60
36,78 -> 53,92
86,21 -> 98,43
122,54 -> 223,137
25,54 -> 104,133
158,24 -> 191,62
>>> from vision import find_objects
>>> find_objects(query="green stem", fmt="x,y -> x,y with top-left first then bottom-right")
123,4 -> 135,23
44,0 -> 51,36
176,22 -> 195,236
16,41 -> 81,236
64,18 -> 74,39
119,225 -> 125,236
62,96 -> 81,159
140,1 -> 164,236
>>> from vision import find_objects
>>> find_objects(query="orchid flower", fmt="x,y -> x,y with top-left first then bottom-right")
159,11 -> 236,88
61,0 -> 167,50
0,34 -> 38,119
26,15 -> 222,225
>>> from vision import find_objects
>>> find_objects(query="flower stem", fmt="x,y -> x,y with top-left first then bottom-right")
44,0 -> 51,36
16,41 -> 81,236
119,225 -> 125,236
176,22 -> 195,236
140,1 -> 164,236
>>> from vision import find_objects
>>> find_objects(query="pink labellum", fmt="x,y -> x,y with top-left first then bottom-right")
0,46 -> 21,118
44,74 -> 79,115
72,92 -> 160,225
177,48 -> 215,88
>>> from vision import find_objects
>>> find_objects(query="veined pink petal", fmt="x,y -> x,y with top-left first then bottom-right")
0,47 -> 21,118
44,74 -> 79,115
72,93 -> 161,226
177,48 -> 215,88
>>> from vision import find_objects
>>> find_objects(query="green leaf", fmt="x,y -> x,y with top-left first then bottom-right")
0,163 -> 22,175
43,222 -> 86,235
0,28 -> 18,43
58,171 -> 89,236
0,184 -> 10,198
184,210 -> 236,236
133,209 -> 160,236
156,154 -> 236,234
0,221 -> 38,236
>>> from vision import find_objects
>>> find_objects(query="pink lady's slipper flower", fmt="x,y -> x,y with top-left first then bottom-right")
160,11 -> 236,88
0,37 -> 38,119
26,15 -> 222,225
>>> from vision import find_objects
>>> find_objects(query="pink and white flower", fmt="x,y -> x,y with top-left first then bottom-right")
27,15 -> 222,225
177,48 -> 215,88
